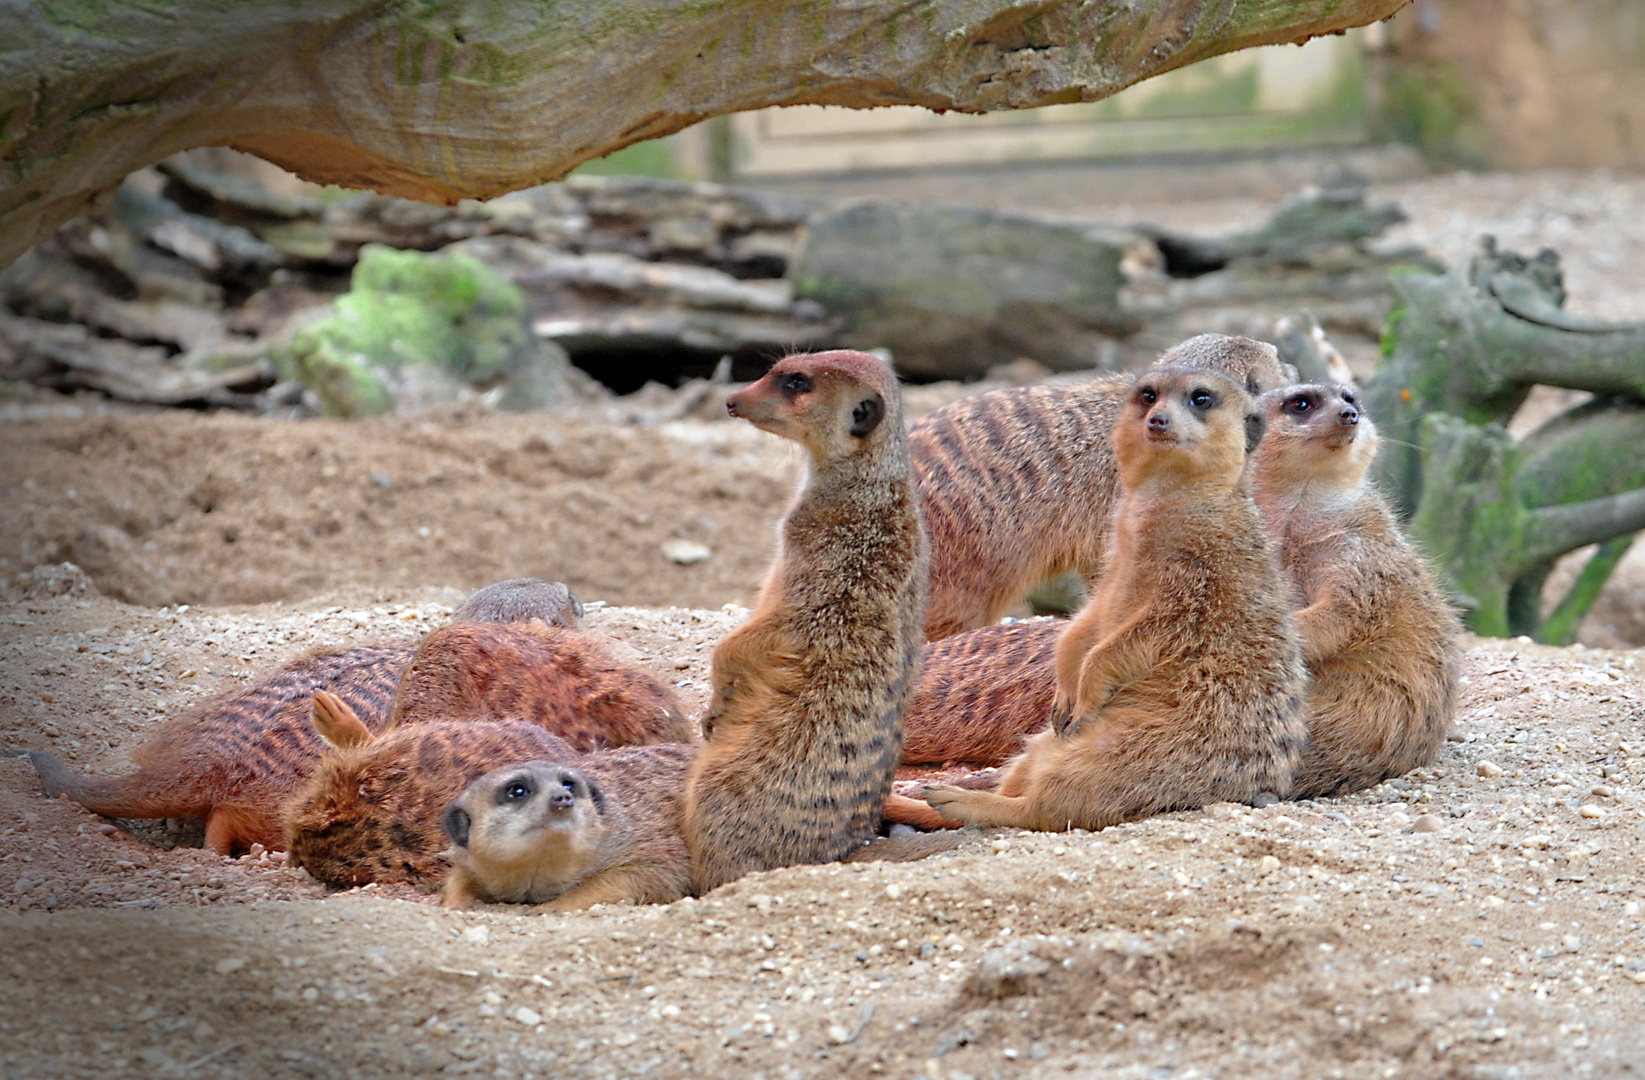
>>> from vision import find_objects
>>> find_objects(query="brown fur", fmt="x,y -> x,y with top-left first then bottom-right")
449,577 -> 583,628
912,334 -> 1293,639
5,645 -> 411,854
1252,383 -> 1462,798
284,718 -> 579,888
3,577 -> 582,854
924,367 -> 1308,831
685,350 -> 928,894
386,621 -> 692,750
441,745 -> 697,911
899,621 -> 1060,767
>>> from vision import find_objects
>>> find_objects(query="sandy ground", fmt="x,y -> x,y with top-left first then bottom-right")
2,585 -> 1645,1079
5,166 -> 1645,1079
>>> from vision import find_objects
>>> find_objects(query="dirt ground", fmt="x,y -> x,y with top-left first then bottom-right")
4,167 -> 1645,1079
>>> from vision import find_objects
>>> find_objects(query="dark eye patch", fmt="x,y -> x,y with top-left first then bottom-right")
1188,388 -> 1217,410
778,371 -> 813,396
1341,389 -> 1358,405
1135,385 -> 1159,406
496,775 -> 535,805
1284,394 -> 1316,416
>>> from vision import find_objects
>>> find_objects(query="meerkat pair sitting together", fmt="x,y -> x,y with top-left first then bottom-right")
893,345 -> 1459,829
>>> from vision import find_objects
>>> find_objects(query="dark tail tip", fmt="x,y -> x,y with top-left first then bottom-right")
2,748 -> 76,799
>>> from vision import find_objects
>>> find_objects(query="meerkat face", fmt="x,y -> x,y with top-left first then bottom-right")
1114,366 -> 1257,490
442,761 -> 605,866
1254,383 -> 1378,492
726,351 -> 896,461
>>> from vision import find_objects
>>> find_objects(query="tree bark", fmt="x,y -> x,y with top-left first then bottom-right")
1,0 -> 1409,271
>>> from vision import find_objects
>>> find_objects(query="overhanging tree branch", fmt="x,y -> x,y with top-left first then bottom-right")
0,0 -> 1410,270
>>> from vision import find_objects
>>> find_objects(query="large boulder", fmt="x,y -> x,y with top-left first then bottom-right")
791,202 -> 1142,379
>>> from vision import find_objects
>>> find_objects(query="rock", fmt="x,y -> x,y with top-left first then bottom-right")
513,1007 -> 542,1026
660,540 -> 712,566
213,956 -> 247,975
1412,814 -> 1445,833
1477,761 -> 1506,778
791,201 -> 1141,380
289,245 -> 584,417
1580,805 -> 1606,819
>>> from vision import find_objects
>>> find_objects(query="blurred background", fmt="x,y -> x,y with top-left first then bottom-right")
3,0 -> 1643,648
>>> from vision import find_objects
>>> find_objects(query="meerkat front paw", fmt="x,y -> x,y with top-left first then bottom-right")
923,783 -> 981,823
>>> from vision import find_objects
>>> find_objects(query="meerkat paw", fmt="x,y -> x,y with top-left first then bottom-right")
924,784 -> 1034,828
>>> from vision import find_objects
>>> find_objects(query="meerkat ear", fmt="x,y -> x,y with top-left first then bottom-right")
1244,411 -> 1267,454
310,691 -> 374,750
443,804 -> 472,848
582,775 -> 606,813
850,394 -> 885,438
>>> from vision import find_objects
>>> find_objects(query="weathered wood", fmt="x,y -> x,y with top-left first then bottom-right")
0,0 -> 1411,271
1374,240 -> 1645,638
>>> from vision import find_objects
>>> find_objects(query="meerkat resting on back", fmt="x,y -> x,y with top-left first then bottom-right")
441,744 -> 696,911
911,334 -> 1293,639
923,367 -> 1308,831
2,578 -> 581,855
685,350 -> 928,894
1252,383 -> 1461,798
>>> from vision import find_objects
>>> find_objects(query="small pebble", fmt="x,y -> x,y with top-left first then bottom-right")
660,540 -> 712,566
213,956 -> 246,975
884,883 -> 902,900
513,1007 -> 542,1026
462,925 -> 490,944
1477,761 -> 1506,778
1258,855 -> 1281,875
1411,814 -> 1444,833
1579,805 -> 1605,819
1591,785 -> 1614,798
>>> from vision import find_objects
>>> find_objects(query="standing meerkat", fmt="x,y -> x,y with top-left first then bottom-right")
685,350 -> 928,894
440,744 -> 697,911
924,367 -> 1308,831
1252,383 -> 1461,798
912,334 -> 1293,639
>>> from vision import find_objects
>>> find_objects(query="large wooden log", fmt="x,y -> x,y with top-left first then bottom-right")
0,0 -> 1408,271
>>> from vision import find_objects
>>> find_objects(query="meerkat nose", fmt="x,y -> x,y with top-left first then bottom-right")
1339,406 -> 1359,425
549,791 -> 574,810
1147,413 -> 1171,432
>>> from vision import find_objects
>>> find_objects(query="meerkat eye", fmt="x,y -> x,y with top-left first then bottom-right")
1341,390 -> 1358,405
501,780 -> 533,802
561,777 -> 577,793
1285,396 -> 1314,416
1136,386 -> 1158,406
1188,389 -> 1216,410
778,371 -> 813,396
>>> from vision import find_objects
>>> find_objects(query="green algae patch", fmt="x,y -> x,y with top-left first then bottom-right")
290,244 -> 576,417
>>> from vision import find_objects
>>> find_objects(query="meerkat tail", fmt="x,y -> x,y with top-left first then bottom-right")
2,748 -> 206,820
845,831 -> 977,863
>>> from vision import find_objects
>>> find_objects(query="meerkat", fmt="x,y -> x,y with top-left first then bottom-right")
684,350 -> 928,894
1252,383 -> 1461,798
912,333 -> 1294,639
923,367 -> 1308,831
1,578 -> 583,854
284,706 -> 581,887
448,577 -> 584,628
440,743 -> 697,911
385,620 -> 692,749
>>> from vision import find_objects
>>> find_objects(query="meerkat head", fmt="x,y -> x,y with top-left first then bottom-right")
451,578 -> 583,629
725,350 -> 901,463
1253,383 -> 1378,494
442,761 -> 606,868
1155,334 -> 1296,397
1113,366 -> 1261,491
